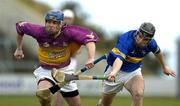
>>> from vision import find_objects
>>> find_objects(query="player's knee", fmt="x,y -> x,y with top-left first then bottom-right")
36,89 -> 52,105
133,89 -> 144,100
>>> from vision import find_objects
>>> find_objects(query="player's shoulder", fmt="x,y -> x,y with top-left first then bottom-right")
123,30 -> 136,37
63,24 -> 92,32
118,30 -> 136,43
148,39 -> 158,46
17,21 -> 44,28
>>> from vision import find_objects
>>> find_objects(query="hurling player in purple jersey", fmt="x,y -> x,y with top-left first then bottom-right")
55,9 -> 76,106
14,10 -> 99,106
97,22 -> 176,106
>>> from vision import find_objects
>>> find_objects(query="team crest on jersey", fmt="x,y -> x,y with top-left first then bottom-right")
142,50 -> 146,55
42,42 -> 50,47
130,50 -> 135,54
53,42 -> 58,45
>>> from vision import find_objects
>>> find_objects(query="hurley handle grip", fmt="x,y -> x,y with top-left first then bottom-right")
92,76 -> 108,80
75,54 -> 107,75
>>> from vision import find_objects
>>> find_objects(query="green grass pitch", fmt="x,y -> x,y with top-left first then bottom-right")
0,95 -> 179,106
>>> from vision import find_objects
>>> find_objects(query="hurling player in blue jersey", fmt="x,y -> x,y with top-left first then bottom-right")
97,22 -> 176,106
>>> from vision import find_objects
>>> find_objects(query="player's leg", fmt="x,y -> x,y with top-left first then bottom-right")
34,67 -> 57,106
55,92 -> 64,106
60,80 -> 80,106
63,92 -> 80,106
97,93 -> 116,106
97,66 -> 124,106
124,69 -> 144,106
36,79 -> 54,106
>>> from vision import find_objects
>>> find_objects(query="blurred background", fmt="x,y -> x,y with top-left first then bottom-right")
0,0 -> 179,106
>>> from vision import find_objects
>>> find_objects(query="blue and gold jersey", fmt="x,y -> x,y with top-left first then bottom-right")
107,30 -> 160,72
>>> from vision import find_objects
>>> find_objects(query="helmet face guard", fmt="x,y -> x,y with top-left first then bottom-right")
138,30 -> 153,38
45,10 -> 64,23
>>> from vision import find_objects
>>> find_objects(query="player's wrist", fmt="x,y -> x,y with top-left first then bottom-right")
110,71 -> 117,76
17,48 -> 22,50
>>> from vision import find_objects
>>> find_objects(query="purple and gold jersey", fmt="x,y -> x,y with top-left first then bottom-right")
16,22 -> 99,69
107,30 -> 160,72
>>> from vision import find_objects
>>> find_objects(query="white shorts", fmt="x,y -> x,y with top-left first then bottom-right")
103,66 -> 142,94
33,66 -> 78,92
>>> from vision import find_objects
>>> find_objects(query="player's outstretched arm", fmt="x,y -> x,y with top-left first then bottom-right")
155,52 -> 176,77
85,42 -> 96,69
14,35 -> 24,59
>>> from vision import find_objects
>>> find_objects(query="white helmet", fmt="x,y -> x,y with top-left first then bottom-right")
63,9 -> 74,18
